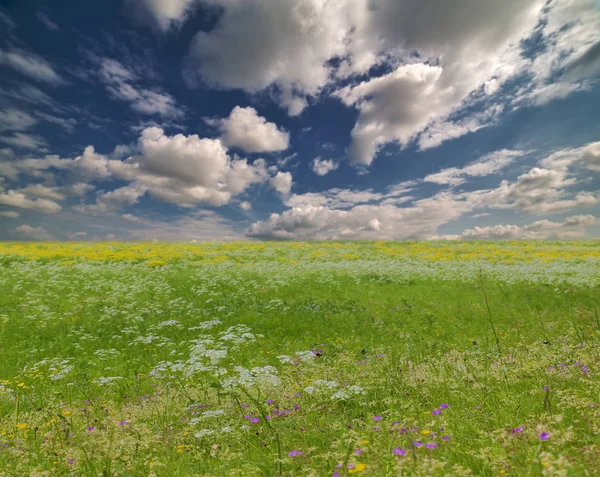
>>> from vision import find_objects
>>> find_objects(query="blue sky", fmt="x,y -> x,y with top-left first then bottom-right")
0,0 -> 599,241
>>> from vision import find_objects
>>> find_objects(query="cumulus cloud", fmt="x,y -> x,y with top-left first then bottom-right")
0,190 -> 61,213
183,0 -> 551,162
0,47 -> 64,85
455,215 -> 598,240
311,157 -> 338,176
0,210 -> 19,218
181,0 -> 597,166
247,193 -> 467,241
247,138 -> 600,240
20,127 -> 293,212
540,142 -> 600,173
270,171 -> 292,196
424,149 -> 524,186
219,106 -> 289,153
184,0 -> 356,114
74,184 -> 146,215
15,224 -> 55,241
239,201 -> 252,210
125,0 -> 198,31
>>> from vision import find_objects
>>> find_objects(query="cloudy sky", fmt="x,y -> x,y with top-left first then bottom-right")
0,0 -> 599,241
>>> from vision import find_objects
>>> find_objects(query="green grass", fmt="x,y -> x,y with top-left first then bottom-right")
0,242 -> 599,476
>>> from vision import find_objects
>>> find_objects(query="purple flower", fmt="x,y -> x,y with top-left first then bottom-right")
440,403 -> 449,409
118,420 -> 127,425
333,473 -> 339,477
413,441 -> 422,447
512,426 -> 525,434
293,404 -> 300,410
266,399 -> 274,404
244,415 -> 252,419
87,426 -> 95,432
442,435 -> 451,441
241,403 -> 248,408
288,450 -> 303,457
432,408 -> 442,415
425,442 -> 438,449
542,386 -> 549,391
251,418 -> 260,423
265,415 -> 271,420
539,432 -> 550,441
354,449 -> 363,455
373,426 -> 381,431
392,447 -> 406,456
373,416 -> 381,421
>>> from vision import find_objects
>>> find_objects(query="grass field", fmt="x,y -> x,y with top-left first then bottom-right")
0,241 -> 599,476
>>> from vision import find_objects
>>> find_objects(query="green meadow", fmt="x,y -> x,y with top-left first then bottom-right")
0,241 -> 599,476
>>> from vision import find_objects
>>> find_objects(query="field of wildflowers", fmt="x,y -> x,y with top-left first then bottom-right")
0,241 -> 599,476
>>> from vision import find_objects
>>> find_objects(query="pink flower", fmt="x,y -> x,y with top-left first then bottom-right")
392,447 -> 406,456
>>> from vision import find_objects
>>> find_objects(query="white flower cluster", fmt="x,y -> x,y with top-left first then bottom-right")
304,379 -> 339,394
188,319 -> 222,331
277,350 -> 316,364
331,385 -> 366,401
221,365 -> 280,389
93,376 -> 123,386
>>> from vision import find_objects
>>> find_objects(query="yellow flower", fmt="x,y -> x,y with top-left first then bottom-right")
62,410 -> 72,416
421,430 -> 431,436
542,462 -> 550,467
349,463 -> 367,473
359,440 -> 369,445
16,423 -> 28,430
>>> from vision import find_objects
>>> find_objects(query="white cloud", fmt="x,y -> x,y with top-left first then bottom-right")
99,58 -> 182,118
219,106 -> 289,153
0,210 -> 19,218
183,0 -> 549,161
0,47 -> 64,85
311,157 -> 338,176
0,191 -> 61,213
15,224 -> 55,241
181,0 -> 599,166
270,171 -> 292,196
540,142 -> 600,173
36,11 -> 59,31
123,210 -> 241,241
18,184 -> 65,201
424,149 -> 523,186
246,192 -> 471,240
456,215 -> 598,240
0,132 -> 47,150
74,184 -> 146,214
0,108 -> 37,132
184,0 -> 357,113
125,0 -> 198,31
58,127 -> 290,211
35,112 -> 77,133
239,201 -> 252,210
